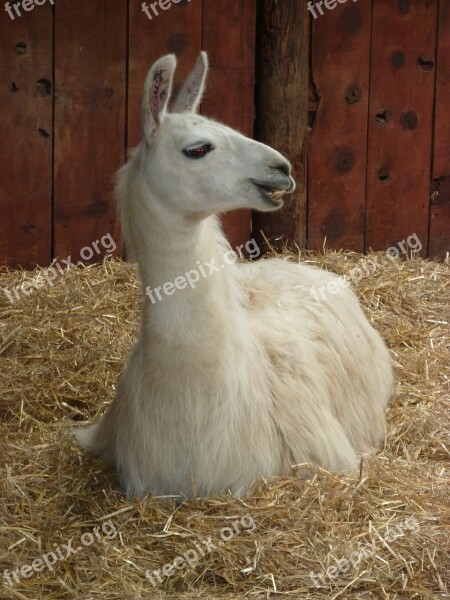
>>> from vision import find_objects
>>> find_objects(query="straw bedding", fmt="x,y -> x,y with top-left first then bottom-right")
0,250 -> 448,600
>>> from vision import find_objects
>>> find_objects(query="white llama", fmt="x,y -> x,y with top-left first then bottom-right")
74,52 -> 393,499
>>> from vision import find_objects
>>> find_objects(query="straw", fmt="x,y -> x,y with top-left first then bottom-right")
1,250 -> 448,599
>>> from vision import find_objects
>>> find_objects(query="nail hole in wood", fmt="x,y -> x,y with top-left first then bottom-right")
36,79 -> 52,96
375,110 -> 389,124
377,167 -> 390,182
345,86 -> 361,104
9,82 -> 19,93
38,128 -> 50,138
417,56 -> 434,72
15,42 -> 27,55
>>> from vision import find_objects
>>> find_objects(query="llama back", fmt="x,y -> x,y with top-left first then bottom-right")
239,258 -> 393,462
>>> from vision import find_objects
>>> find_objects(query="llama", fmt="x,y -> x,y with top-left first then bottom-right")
74,52 -> 393,499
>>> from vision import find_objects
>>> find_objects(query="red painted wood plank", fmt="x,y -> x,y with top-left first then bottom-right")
54,2 -> 126,261
429,176 -> 450,259
127,0 -> 203,148
308,1 -> 371,253
365,0 -> 437,253
201,0 -> 256,248
0,7 -> 52,268
433,0 -> 450,178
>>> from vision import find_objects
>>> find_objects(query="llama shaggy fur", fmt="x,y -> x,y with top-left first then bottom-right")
74,53 -> 393,499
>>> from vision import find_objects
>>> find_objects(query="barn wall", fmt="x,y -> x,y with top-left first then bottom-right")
0,0 -> 256,269
1,0 -> 448,267
307,0 -> 450,259
0,7 -> 53,268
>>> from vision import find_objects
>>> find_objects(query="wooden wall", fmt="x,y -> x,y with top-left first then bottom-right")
308,0 -> 450,259
0,0 -> 255,269
1,0 -> 449,267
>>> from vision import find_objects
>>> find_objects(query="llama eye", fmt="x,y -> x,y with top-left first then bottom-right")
183,144 -> 214,159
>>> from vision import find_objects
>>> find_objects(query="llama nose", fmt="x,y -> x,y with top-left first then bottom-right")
287,176 -> 296,193
274,160 -> 291,177
270,160 -> 295,193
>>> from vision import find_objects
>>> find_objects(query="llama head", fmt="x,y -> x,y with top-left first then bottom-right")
136,52 -> 295,218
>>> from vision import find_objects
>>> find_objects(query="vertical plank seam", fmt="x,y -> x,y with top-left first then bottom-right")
249,0 -> 257,239
124,0 -> 130,260
125,0 -> 130,162
249,0 -> 257,141
51,0 -> 56,261
306,11 -> 313,248
200,0 -> 204,54
251,0 -> 262,243
363,0 -> 374,254
428,0 -> 442,257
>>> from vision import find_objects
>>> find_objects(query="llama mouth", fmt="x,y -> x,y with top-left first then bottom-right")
252,183 -> 288,207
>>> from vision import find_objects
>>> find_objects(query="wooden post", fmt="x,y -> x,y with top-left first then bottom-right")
253,0 -> 309,252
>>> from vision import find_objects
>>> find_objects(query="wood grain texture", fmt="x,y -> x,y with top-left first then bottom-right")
54,1 -> 126,261
202,0 -> 256,249
429,176 -> 450,259
307,0 -> 371,253
253,0 -> 309,252
365,0 -> 437,253
0,7 -> 53,268
429,0 -> 450,260
433,0 -> 450,178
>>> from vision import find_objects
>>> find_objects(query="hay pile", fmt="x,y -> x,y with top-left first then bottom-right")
1,250 -> 448,600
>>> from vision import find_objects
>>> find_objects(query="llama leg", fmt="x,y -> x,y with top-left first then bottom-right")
73,423 -> 100,453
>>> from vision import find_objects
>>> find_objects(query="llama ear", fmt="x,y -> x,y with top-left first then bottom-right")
172,51 -> 208,114
143,54 -> 177,143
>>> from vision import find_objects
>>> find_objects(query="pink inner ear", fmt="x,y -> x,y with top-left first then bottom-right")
151,67 -> 168,118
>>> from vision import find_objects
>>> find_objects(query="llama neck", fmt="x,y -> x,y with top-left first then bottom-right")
130,202 -> 245,361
